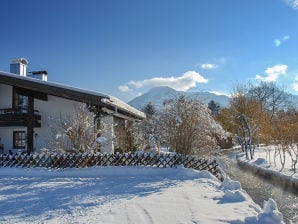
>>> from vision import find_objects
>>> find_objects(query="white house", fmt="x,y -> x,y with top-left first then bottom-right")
0,58 -> 145,154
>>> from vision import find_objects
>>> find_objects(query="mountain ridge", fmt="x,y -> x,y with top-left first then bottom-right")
128,86 -> 231,110
128,86 -> 298,111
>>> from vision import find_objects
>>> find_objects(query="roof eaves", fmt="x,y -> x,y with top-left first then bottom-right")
0,71 -> 145,120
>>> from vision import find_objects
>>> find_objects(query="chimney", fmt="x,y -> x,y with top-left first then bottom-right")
10,58 -> 28,76
28,70 -> 48,81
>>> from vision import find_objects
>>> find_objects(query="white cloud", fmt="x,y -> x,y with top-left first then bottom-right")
209,91 -> 230,97
284,0 -> 298,10
129,80 -> 143,88
294,75 -> 298,92
118,85 -> 132,92
126,71 -> 208,92
201,64 -> 218,70
265,64 -> 287,75
137,92 -> 143,97
274,39 -> 281,47
294,83 -> 298,91
255,64 -> 288,82
195,58 -> 227,68
274,35 -> 290,47
282,35 -> 290,41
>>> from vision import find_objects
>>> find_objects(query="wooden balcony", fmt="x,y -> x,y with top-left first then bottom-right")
0,108 -> 41,127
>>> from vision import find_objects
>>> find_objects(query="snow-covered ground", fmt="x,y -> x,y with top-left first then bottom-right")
0,166 -> 283,223
237,146 -> 298,182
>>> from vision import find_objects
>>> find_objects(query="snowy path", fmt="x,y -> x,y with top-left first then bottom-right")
0,167 -> 282,223
71,179 -> 258,224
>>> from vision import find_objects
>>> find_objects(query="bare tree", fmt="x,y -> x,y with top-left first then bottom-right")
229,85 -> 263,159
248,82 -> 289,119
271,109 -> 298,169
217,82 -> 297,165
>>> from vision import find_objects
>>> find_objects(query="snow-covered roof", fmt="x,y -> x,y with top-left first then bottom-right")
0,71 -> 145,120
11,58 -> 28,65
104,96 -> 146,119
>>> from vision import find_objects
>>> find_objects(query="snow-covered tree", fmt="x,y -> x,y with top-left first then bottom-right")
49,104 -> 99,153
143,102 -> 156,117
133,102 -> 161,151
159,96 -> 227,155
134,97 -> 228,155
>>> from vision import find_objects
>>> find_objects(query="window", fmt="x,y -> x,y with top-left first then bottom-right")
13,88 -> 28,112
13,131 -> 26,149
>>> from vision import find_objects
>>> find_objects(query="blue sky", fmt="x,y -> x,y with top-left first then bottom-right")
1,0 -> 298,102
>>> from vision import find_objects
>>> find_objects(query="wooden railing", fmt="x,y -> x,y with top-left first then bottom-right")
0,152 -> 222,180
0,108 -> 39,114
0,108 -> 41,127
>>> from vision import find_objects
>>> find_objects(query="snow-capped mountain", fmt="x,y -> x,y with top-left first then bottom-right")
128,86 -> 298,111
128,86 -> 231,110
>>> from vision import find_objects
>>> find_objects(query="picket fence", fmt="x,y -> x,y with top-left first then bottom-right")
0,152 -> 222,180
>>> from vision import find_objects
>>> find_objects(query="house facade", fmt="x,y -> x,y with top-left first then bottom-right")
0,58 -> 145,154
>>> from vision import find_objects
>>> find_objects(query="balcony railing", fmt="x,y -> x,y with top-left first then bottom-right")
0,108 -> 41,127
0,108 -> 39,114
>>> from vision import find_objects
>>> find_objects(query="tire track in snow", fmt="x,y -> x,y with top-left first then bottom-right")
135,202 -> 154,224
123,203 -> 132,224
182,192 -> 198,224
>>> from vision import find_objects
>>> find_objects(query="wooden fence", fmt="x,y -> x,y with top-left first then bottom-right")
0,152 -> 222,180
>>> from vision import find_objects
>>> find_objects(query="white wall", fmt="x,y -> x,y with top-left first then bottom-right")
0,127 -> 27,154
35,95 -> 115,153
34,95 -> 84,150
0,84 -> 15,153
0,93 -> 83,153
0,88 -> 116,154
0,84 -> 13,108
100,115 -> 115,153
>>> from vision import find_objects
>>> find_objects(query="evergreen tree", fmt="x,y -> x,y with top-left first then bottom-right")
208,100 -> 220,116
142,102 -> 156,118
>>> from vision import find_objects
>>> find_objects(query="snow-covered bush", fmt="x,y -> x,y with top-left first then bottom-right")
161,96 -> 229,155
135,96 -> 229,155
